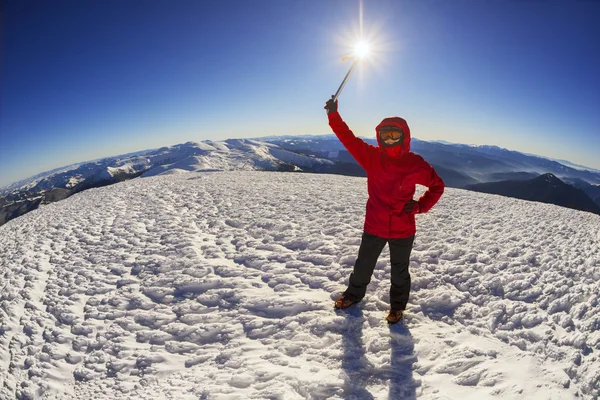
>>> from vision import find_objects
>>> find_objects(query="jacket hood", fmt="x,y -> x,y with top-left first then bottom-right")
375,117 -> 411,157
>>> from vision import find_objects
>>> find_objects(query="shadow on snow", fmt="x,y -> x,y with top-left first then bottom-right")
339,306 -> 419,400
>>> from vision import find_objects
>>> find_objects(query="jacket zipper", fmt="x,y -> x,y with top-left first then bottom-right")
389,176 -> 398,238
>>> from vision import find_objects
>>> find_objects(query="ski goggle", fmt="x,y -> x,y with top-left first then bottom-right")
378,128 -> 403,142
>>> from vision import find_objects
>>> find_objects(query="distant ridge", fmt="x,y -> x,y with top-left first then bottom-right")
466,173 -> 600,215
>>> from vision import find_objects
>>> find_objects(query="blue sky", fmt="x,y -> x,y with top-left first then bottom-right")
1,0 -> 599,187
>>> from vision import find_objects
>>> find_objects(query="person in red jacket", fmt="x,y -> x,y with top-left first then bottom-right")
325,96 -> 445,324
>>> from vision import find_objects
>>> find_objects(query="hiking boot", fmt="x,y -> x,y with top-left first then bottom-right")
334,295 -> 360,310
386,310 -> 404,324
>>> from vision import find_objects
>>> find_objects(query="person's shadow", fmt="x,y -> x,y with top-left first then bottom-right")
387,320 -> 418,400
340,308 -> 418,399
340,307 -> 375,399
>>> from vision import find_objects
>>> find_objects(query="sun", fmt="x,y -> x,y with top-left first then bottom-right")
353,41 -> 371,60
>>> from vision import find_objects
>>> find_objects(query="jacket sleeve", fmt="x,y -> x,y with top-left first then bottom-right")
416,160 -> 445,213
328,111 -> 376,171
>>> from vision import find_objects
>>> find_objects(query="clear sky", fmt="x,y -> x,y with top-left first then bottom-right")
1,0 -> 599,188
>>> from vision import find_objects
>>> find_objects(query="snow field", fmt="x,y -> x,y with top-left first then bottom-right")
0,171 -> 599,399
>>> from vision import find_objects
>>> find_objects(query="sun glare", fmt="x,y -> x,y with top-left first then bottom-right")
354,41 -> 370,60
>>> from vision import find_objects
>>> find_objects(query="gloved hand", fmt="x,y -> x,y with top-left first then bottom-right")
403,199 -> 420,215
324,95 -> 338,114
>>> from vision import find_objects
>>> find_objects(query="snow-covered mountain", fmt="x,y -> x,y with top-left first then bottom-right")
0,140 -> 333,226
0,140 -> 332,197
0,150 -> 155,196
1,171 -> 599,399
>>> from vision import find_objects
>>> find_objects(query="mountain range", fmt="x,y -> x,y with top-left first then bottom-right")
466,173 -> 600,215
262,136 -> 600,210
2,135 -> 600,227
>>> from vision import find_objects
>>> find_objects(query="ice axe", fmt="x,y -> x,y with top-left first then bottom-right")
331,41 -> 370,103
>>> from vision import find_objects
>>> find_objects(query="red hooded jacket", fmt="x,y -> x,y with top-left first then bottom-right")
328,111 -> 445,239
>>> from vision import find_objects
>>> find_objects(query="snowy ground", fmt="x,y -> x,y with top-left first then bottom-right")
1,171 -> 599,399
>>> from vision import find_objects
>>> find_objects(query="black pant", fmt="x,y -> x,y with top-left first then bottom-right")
344,231 -> 415,311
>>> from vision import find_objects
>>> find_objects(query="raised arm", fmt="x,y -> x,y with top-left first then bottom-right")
325,98 -> 376,171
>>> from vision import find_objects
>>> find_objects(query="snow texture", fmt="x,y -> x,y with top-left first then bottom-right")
1,171 -> 599,399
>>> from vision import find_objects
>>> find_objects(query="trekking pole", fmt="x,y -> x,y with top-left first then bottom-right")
332,59 -> 358,103
331,41 -> 370,102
